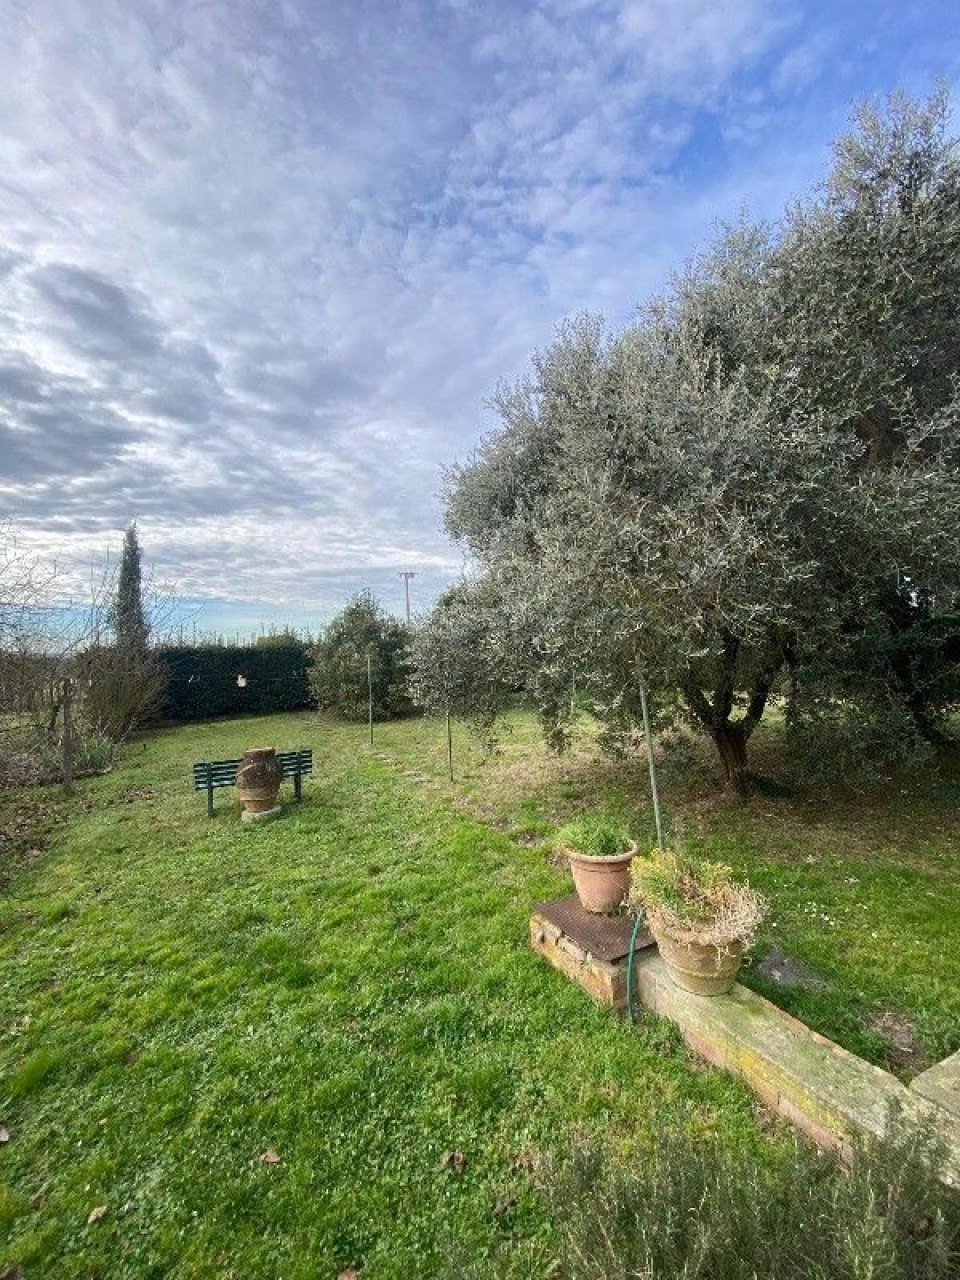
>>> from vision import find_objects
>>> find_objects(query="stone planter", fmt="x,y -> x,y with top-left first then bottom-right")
566,844 -> 637,914
236,747 -> 284,823
651,925 -> 744,996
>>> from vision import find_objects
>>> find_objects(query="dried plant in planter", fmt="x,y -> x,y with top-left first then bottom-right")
628,849 -> 768,994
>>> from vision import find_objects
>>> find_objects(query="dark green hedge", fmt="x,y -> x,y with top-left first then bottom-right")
156,642 -> 312,721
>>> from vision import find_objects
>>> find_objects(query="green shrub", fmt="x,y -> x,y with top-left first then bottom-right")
536,1117 -> 960,1280
556,814 -> 631,857
308,591 -> 413,721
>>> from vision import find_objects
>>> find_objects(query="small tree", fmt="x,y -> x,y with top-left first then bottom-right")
111,522 -> 149,655
308,592 -> 413,721
83,524 -> 165,741
409,582 -> 516,751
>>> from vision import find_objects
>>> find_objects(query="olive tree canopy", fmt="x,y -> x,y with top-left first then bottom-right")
413,92 -> 960,793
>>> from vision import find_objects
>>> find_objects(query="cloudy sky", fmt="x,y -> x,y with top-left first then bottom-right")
2,0 -> 958,638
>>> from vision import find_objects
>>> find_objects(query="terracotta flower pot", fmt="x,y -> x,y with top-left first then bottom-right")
651,924 -> 744,996
566,844 -> 637,914
236,747 -> 284,823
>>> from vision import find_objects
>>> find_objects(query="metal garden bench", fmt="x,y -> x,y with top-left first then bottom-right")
191,747 -> 313,816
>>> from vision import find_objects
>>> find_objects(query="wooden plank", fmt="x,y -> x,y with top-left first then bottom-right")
192,768 -> 239,781
277,751 -> 313,769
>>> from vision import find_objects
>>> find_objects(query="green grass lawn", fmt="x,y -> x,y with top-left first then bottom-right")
373,708 -> 960,1073
1,712 -> 772,1279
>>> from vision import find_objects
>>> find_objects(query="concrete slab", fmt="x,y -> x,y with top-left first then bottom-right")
911,1050 -> 960,1120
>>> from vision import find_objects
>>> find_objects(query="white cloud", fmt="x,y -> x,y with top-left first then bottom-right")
0,0 -> 955,625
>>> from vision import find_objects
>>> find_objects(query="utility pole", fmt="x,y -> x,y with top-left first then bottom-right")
367,649 -> 374,747
61,677 -> 75,795
399,571 -> 416,623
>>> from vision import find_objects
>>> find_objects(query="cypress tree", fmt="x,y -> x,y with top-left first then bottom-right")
113,522 -> 149,654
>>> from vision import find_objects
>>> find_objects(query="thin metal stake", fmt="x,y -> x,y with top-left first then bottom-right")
446,710 -> 453,781
638,678 -> 664,853
629,677 -> 664,1025
367,652 -> 374,747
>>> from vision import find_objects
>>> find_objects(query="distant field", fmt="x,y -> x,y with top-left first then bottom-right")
1,708 -> 957,1277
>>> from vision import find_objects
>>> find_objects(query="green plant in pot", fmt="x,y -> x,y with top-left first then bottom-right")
556,815 -> 637,914
628,849 -> 767,995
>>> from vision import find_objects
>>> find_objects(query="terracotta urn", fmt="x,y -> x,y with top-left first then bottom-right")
651,926 -> 744,996
566,844 -> 637,914
236,747 -> 284,823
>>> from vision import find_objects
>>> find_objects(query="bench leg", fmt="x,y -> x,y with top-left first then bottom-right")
294,768 -> 302,803
207,766 -> 215,817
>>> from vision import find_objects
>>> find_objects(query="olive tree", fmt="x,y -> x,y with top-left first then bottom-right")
415,92 -> 960,793
768,89 -> 960,757
408,582 -> 516,751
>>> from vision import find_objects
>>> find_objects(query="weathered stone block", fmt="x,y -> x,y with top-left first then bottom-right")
529,912 -> 628,1009
630,952 -> 960,1189
911,1049 -> 960,1120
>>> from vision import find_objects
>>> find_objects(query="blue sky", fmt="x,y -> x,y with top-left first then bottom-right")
2,0 -> 958,637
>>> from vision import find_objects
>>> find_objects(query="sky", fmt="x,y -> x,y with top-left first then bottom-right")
1,0 -> 958,639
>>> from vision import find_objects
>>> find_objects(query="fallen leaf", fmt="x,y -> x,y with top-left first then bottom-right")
30,1191 -> 46,1210
0,1264 -> 25,1280
338,1270 -> 360,1280
510,1150 -> 538,1174
0,1126 -> 9,1143
259,1148 -> 281,1165
440,1149 -> 466,1174
87,1204 -> 109,1225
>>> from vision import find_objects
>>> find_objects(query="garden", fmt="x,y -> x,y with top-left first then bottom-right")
1,706 -> 959,1278
3,91 -> 960,1277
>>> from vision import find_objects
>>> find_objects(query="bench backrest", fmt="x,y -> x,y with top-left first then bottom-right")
192,748 -> 313,791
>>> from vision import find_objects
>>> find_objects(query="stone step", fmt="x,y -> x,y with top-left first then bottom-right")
632,952 -> 960,1188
